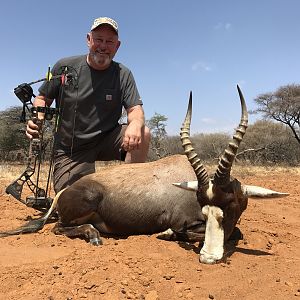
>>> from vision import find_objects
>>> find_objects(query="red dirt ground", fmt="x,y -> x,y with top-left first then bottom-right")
0,168 -> 299,300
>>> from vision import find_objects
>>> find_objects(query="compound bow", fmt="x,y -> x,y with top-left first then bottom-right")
5,67 -> 74,211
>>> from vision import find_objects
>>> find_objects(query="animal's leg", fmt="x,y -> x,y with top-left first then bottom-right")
157,228 -> 205,242
157,228 -> 177,240
174,230 -> 205,242
52,223 -> 103,245
157,221 -> 206,242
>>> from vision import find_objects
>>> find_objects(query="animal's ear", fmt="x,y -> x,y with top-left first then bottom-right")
172,181 -> 198,191
242,185 -> 289,198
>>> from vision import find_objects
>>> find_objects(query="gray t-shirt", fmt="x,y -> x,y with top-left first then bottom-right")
39,55 -> 142,151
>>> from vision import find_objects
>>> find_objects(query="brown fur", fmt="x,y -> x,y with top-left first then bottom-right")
53,155 -> 206,244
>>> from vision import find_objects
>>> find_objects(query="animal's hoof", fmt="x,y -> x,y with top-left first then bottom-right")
157,228 -> 175,240
90,237 -> 103,246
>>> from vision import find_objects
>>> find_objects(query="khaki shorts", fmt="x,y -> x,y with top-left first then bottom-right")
53,124 -> 127,193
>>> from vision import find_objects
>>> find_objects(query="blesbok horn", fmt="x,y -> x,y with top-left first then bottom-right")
213,85 -> 248,186
180,91 -> 209,187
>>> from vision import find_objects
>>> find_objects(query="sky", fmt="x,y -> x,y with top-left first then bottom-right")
0,0 -> 299,135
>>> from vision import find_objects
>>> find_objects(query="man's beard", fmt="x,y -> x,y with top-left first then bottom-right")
90,51 -> 111,69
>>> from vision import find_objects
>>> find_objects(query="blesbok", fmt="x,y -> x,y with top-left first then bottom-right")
0,86 -> 288,264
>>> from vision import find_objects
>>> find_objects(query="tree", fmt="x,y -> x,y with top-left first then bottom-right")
0,106 -> 55,161
252,84 -> 300,144
146,113 -> 168,159
240,120 -> 300,165
0,106 -> 29,160
192,132 -> 230,161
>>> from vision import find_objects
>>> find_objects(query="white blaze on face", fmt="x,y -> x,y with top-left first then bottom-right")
200,205 -> 224,264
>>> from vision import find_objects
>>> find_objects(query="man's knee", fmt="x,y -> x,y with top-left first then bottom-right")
125,126 -> 151,163
53,160 -> 96,193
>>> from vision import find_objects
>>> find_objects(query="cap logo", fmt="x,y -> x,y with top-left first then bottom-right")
91,17 -> 118,33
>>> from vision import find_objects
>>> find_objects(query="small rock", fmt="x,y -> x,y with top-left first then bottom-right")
285,281 -> 293,287
140,276 -> 151,287
175,279 -> 184,283
163,274 -> 175,280
84,284 -> 96,290
266,244 -> 272,250
121,280 -> 129,286
208,294 -> 215,299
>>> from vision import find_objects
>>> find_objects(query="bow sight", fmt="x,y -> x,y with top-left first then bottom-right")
5,72 -> 65,212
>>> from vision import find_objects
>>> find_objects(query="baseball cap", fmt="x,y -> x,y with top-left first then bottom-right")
90,17 -> 118,34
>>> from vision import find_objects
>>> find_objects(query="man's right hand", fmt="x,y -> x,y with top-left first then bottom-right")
26,119 -> 40,139
25,95 -> 53,139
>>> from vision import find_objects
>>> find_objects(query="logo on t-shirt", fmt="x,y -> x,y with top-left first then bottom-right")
106,94 -> 112,101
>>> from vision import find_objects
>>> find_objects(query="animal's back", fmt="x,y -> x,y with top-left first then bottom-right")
89,155 -> 197,199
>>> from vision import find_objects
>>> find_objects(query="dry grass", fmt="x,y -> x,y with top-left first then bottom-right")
195,161 -> 300,178
1,161 -> 299,183
0,163 -> 51,181
0,161 -> 124,181
231,163 -> 300,178
0,163 -> 54,198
